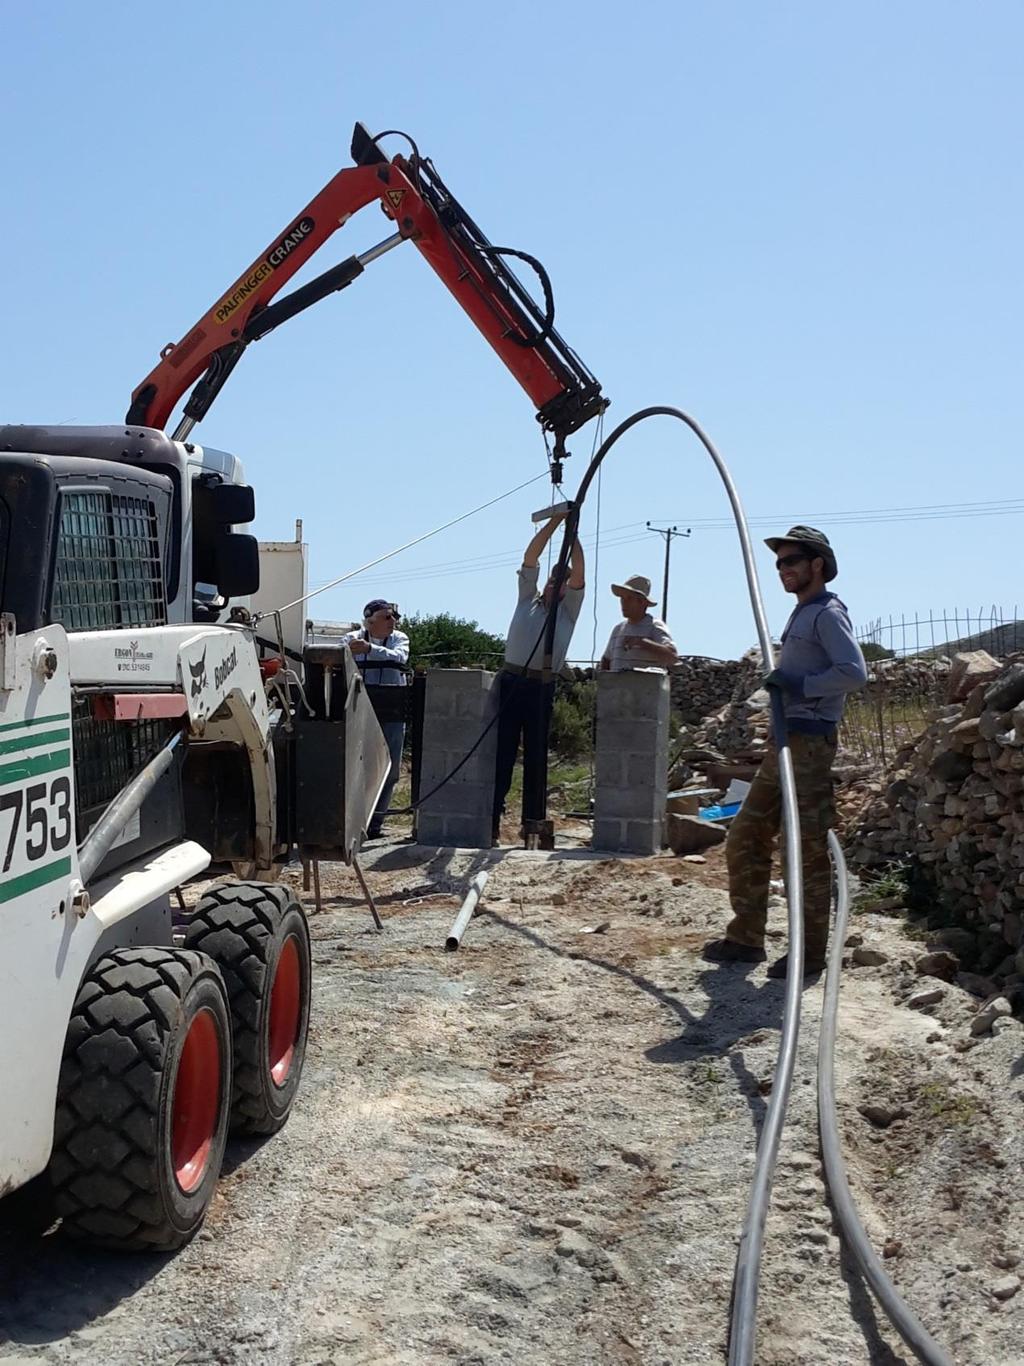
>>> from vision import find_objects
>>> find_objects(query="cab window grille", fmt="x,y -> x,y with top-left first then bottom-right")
71,697 -> 176,820
52,490 -> 166,630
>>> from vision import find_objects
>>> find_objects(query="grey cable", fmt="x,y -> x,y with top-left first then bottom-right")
78,732 -> 182,886
662,412 -> 805,1366
537,406 -> 805,1362
819,832 -> 954,1366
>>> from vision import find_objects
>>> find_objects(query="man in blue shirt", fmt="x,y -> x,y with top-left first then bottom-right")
704,526 -> 867,980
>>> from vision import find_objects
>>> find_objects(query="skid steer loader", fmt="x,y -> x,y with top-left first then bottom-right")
0,423 -> 391,1250
1,120 -> 605,1251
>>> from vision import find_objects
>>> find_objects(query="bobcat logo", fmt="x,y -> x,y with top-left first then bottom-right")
188,650 -> 208,698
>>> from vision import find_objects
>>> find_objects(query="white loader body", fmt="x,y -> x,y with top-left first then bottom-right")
1,617 -> 275,1193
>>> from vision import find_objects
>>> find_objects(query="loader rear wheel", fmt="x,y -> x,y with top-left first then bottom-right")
184,883 -> 311,1135
50,948 -> 231,1251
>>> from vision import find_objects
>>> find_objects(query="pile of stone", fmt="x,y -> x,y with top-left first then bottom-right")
670,656 -> 747,726
675,648 -> 772,759
860,655 -> 951,705
852,650 -> 1024,973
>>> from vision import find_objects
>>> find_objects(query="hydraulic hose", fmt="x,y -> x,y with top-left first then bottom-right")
819,832 -> 954,1366
729,687 -> 803,1366
78,731 -> 183,886
543,409 -> 805,1364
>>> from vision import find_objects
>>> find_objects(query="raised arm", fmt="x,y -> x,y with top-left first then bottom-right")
567,537 -> 585,590
522,511 -> 566,568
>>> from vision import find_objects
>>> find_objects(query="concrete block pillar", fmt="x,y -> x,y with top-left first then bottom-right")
592,670 -> 671,855
417,669 -> 497,848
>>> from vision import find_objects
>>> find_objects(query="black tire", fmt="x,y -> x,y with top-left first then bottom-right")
184,882 -> 311,1136
50,947 -> 232,1251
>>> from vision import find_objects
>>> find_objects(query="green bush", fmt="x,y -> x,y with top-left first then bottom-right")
402,612 -> 505,669
549,679 -> 596,760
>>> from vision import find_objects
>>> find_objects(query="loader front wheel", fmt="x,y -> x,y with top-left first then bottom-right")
184,883 -> 311,1135
50,948 -> 231,1251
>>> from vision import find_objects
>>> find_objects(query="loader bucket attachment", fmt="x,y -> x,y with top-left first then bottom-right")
290,643 -> 391,862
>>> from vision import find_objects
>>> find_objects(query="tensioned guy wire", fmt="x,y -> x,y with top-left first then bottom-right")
255,470 -> 548,622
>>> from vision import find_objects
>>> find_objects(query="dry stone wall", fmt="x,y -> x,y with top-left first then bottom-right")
853,656 -> 1024,976
674,649 -> 770,758
670,656 -> 747,725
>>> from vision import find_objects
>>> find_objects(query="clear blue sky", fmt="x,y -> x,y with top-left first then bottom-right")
2,1 -> 1021,660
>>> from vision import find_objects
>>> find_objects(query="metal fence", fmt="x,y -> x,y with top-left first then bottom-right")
840,682 -> 944,769
856,605 -> 1024,659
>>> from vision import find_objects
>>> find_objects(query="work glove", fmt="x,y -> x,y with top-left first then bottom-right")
763,668 -> 804,696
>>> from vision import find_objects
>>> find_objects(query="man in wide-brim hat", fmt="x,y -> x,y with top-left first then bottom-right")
600,574 -> 678,672
704,526 -> 867,981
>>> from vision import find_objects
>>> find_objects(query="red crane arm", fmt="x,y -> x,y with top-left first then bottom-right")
127,125 -> 605,444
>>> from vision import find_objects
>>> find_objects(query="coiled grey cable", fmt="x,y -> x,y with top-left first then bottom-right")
819,832 -> 954,1366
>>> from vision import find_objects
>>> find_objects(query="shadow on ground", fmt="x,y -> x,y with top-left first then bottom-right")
0,1133 -> 270,1348
483,906 -> 786,1137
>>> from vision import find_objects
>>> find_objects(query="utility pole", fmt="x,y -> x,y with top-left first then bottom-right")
646,522 -> 691,622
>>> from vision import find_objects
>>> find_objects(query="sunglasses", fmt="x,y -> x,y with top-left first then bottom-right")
775,553 -> 809,571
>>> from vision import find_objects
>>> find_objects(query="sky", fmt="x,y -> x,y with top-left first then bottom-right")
2,1 -> 1021,661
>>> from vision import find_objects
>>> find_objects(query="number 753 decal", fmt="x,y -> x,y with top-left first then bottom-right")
1,776 -> 73,873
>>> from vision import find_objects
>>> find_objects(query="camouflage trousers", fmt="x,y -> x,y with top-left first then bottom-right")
724,732 -> 837,959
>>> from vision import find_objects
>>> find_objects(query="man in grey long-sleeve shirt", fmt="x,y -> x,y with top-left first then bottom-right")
704,526 -> 867,981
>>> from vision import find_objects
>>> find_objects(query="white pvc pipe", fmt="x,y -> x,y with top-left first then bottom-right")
445,871 -> 489,951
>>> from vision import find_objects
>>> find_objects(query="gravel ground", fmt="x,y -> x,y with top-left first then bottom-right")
2,839 -> 1023,1365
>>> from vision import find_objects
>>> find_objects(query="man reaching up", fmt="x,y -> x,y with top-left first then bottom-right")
492,510 -> 585,843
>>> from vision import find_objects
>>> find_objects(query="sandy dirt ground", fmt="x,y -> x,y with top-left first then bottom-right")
2,837 -> 1023,1365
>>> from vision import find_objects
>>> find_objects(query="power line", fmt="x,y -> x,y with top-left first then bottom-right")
318,498 -> 1024,590
262,470 -> 548,619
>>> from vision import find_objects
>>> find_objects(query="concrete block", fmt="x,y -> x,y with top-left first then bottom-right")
592,817 -> 626,851
595,718 -> 661,751
454,689 -> 497,720
624,819 -> 664,855
593,671 -> 670,855
426,720 -> 487,748
429,812 -> 492,846
427,667 -> 493,694
625,752 -> 669,790
416,811 -> 448,844
594,750 -> 626,787
595,786 -> 664,821
413,778 -> 486,817
596,670 -> 671,722
419,668 -> 497,849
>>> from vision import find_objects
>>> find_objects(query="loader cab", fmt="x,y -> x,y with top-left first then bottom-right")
0,425 -> 259,630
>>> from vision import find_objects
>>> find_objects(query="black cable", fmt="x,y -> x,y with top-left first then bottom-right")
369,128 -> 422,171
414,154 -> 558,352
398,409 -> 720,817
475,246 -> 556,348
388,610 -> 556,813
400,409 -> 722,817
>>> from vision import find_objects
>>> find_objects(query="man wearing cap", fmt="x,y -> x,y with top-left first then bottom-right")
344,599 -> 410,840
492,510 -> 585,843
600,575 -> 678,672
704,527 -> 866,980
